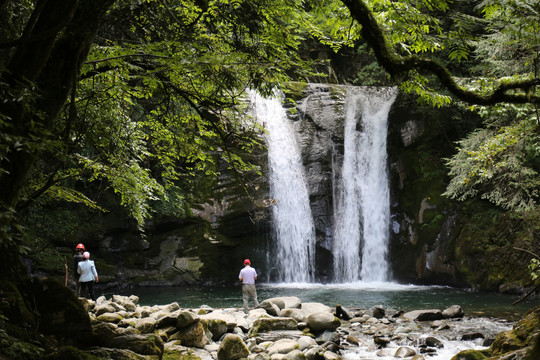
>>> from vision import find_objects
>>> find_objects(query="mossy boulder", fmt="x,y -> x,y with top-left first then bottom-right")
0,328 -> 45,360
169,321 -> 208,348
201,318 -> 228,341
217,334 -> 249,360
449,349 -> 490,360
490,306 -> 540,356
0,279 -> 38,340
109,333 -> 164,357
30,278 -> 92,345
248,317 -> 299,336
43,346 -> 100,360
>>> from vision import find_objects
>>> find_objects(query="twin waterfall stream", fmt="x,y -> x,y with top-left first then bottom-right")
252,85 -> 398,283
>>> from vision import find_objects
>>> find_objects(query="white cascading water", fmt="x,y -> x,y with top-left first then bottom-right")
250,91 -> 316,283
333,87 -> 397,282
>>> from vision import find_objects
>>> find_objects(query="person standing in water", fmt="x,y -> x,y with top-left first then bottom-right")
78,251 -> 99,301
73,243 -> 85,296
238,258 -> 259,313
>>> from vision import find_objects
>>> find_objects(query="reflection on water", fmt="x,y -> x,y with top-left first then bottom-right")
114,282 -> 537,320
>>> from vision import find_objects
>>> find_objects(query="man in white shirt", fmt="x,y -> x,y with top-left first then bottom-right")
238,259 -> 259,314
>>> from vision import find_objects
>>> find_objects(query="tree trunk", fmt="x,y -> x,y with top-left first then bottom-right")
0,0 -> 116,277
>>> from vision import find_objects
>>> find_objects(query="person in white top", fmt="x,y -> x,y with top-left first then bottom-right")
77,251 -> 99,301
238,259 -> 259,313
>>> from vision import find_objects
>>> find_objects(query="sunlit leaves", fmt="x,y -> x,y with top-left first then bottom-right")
304,0 -> 362,51
399,71 -> 452,107
444,104 -> 540,211
49,0 -> 315,227
77,155 -> 164,228
530,258 -> 540,281
474,0 -> 540,78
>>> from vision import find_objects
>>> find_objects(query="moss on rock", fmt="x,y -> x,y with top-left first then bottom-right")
43,346 -> 100,360
491,307 -> 540,356
449,349 -> 490,360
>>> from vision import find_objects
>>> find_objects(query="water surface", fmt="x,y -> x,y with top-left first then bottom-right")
116,282 -> 536,320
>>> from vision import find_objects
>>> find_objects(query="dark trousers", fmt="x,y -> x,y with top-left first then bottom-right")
80,281 -> 96,301
75,277 -> 81,296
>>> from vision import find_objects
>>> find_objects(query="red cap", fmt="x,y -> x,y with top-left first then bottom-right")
76,243 -> 85,251
244,259 -> 251,265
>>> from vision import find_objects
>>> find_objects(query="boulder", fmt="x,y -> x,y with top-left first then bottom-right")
373,336 -> 390,348
112,295 -> 137,312
297,336 -> 317,350
395,323 -> 417,334
425,336 -> 444,348
133,317 -> 157,334
257,300 -> 280,316
304,346 -> 324,360
94,304 -> 117,316
91,321 -> 118,346
265,298 -> 287,310
87,347 -> 153,359
203,318 -> 228,341
461,332 -> 484,341
109,334 -> 164,356
335,305 -> 352,320
280,297 -> 302,309
287,349 -> 307,360
155,310 -> 181,328
402,309 -> 443,321
301,303 -> 332,316
345,335 -> 359,345
169,321 -> 208,348
306,313 -> 340,333
442,305 -> 464,319
267,338 -> 299,355
323,351 -> 341,360
316,331 -> 340,344
177,311 -> 200,328
217,334 -> 250,360
202,310 -> 238,330
395,346 -> 416,358
97,312 -> 124,324
369,305 -> 385,319
279,308 -> 306,322
163,302 -> 180,313
248,353 -> 270,360
249,317 -> 299,336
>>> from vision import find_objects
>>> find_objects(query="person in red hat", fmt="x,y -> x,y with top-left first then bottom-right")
238,258 -> 259,314
73,243 -> 85,296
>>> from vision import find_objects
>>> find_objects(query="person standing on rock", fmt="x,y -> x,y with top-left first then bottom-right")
78,251 -> 99,301
73,243 -> 85,296
239,259 -> 259,313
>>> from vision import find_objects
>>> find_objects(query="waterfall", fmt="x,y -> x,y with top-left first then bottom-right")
332,87 -> 397,282
251,91 -> 316,283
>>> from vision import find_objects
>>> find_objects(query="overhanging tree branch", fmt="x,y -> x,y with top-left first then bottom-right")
341,0 -> 540,105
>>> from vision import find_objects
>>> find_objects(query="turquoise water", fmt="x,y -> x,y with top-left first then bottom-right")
113,281 -> 537,320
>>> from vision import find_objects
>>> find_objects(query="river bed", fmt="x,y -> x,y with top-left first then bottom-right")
109,281 -> 536,359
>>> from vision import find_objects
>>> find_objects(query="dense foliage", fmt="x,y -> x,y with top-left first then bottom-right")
0,0 -> 320,240
0,0 -> 538,263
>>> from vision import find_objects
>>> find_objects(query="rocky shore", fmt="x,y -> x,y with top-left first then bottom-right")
75,295 -> 539,360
